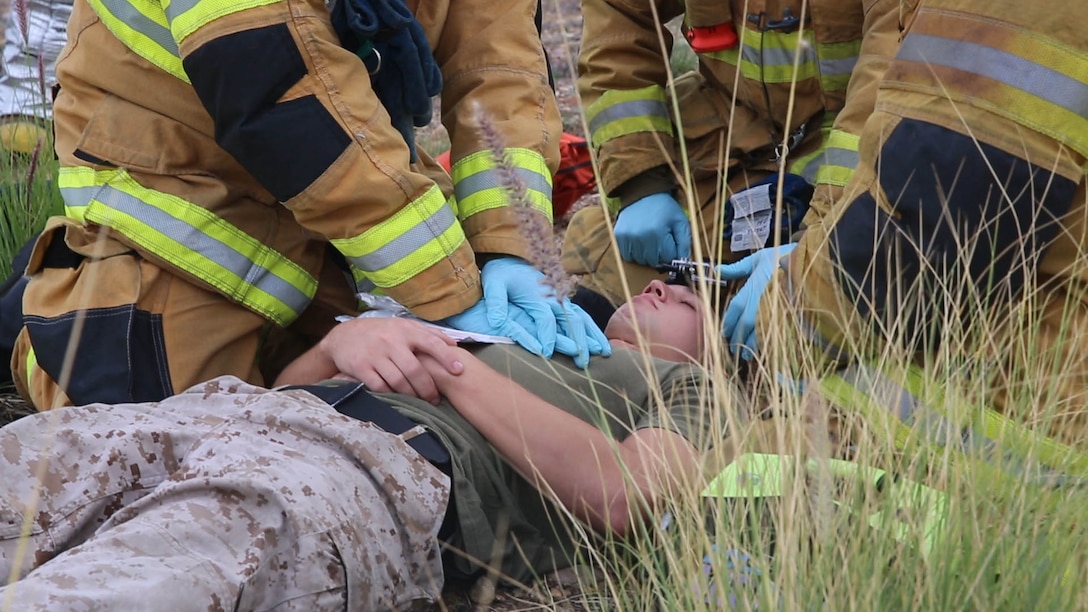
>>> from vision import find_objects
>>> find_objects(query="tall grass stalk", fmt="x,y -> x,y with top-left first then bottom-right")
0,0 -> 62,279
493,2 -> 1088,610
0,139 -> 60,278
4,1 -> 1088,610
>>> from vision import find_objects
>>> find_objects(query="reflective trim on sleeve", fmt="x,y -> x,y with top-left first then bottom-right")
451,148 -> 553,222
331,185 -> 467,289
704,30 -> 859,92
85,0 -> 290,81
165,0 -> 283,45
811,129 -> 859,188
826,363 -> 1088,484
586,86 -> 673,148
789,133 -> 830,185
86,0 -> 187,80
893,19 -> 1088,159
788,116 -> 837,182
816,39 -> 861,93
59,166 -> 316,326
705,29 -> 819,83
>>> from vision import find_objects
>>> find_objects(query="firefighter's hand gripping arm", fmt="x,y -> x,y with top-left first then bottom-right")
717,243 -> 798,359
443,258 -> 611,369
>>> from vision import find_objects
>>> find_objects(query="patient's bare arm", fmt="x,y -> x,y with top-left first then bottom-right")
419,350 -> 702,538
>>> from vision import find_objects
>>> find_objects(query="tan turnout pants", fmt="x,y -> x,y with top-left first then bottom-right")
11,218 -> 359,411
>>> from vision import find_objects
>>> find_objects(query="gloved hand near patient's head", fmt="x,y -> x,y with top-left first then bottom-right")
443,257 -> 611,368
716,243 -> 797,360
614,192 -> 693,267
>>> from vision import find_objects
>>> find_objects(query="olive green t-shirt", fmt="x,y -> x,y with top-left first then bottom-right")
376,344 -> 731,583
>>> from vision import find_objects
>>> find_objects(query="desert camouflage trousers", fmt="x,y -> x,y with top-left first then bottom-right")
0,376 -> 450,611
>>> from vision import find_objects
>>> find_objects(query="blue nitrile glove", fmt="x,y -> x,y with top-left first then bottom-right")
717,243 -> 797,360
329,0 -> 441,162
444,258 -> 610,368
443,297 -> 544,355
482,258 -> 610,368
552,300 -> 612,368
614,192 -> 693,267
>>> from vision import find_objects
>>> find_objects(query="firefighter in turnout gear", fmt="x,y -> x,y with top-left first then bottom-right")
12,0 -> 608,410
728,0 -> 1088,448
563,0 -> 918,324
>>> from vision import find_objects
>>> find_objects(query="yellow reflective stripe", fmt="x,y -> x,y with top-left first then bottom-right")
451,148 -> 553,222
586,86 -> 673,148
705,29 -> 820,83
165,0 -> 282,45
895,25 -> 1088,159
331,185 -> 467,289
788,116 -> 838,181
86,0 -> 188,81
816,372 -> 1035,500
894,364 -> 1088,478
816,39 -> 860,93
789,145 -> 825,184
25,345 -> 36,390
812,129 -> 859,187
827,362 -> 1088,486
59,167 -> 316,326
705,30 -> 858,89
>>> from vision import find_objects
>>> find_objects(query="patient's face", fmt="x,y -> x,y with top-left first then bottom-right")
605,280 -> 706,362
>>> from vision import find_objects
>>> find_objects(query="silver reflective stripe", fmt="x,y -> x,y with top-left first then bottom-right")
62,184 -> 312,314
60,184 -> 99,212
822,146 -> 859,171
588,99 -> 670,136
899,34 -> 1088,119
163,0 -> 201,23
796,153 -> 824,184
818,56 -> 857,78
757,42 -> 815,68
840,365 -> 1077,487
738,42 -> 761,64
97,0 -> 179,55
347,204 -> 457,272
454,167 -> 552,203
354,276 -> 377,294
839,365 -> 943,428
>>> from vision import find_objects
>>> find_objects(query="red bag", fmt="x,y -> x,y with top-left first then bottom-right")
552,133 -> 596,218
435,132 -> 597,220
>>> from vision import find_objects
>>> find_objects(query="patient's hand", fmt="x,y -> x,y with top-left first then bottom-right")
416,346 -> 485,404
319,318 -> 464,404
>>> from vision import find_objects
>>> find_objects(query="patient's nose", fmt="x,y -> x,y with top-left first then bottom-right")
645,279 -> 668,300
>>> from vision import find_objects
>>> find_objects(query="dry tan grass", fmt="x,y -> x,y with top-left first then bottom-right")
0,387 -> 32,427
